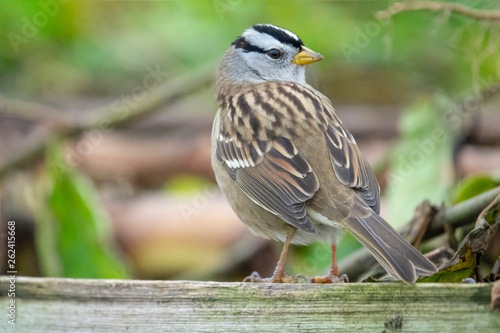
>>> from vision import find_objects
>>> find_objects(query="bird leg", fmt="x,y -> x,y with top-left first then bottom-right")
311,244 -> 349,283
244,228 -> 305,283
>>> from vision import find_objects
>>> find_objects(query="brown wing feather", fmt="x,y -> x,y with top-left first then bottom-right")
323,110 -> 380,213
217,136 -> 319,233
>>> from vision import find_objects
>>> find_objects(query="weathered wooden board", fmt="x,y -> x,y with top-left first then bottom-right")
0,276 -> 498,332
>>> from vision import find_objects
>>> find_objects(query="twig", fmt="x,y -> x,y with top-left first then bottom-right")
0,63 -> 215,179
405,201 -> 438,249
376,1 -> 500,22
475,191 -> 500,228
0,97 -> 76,127
430,186 -> 500,237
438,193 -> 500,276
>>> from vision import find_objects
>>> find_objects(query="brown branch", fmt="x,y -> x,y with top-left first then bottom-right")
376,1 -> 500,21
429,186 -> 500,237
0,98 -> 76,127
0,63 -> 215,179
476,192 -> 500,227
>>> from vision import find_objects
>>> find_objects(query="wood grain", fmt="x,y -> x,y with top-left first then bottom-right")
1,276 -> 499,332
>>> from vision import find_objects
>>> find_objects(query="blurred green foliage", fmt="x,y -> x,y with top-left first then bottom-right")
386,95 -> 453,226
1,1 -> 499,102
32,143 -> 129,278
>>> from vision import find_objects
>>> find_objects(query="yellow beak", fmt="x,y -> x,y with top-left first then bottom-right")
291,46 -> 323,65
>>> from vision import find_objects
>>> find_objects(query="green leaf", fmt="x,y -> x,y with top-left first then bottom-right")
33,142 -> 129,279
417,248 -> 475,283
450,175 -> 499,204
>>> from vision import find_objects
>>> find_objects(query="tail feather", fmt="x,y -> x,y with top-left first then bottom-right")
345,211 -> 437,283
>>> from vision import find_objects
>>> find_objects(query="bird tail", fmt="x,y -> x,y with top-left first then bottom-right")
343,202 -> 437,283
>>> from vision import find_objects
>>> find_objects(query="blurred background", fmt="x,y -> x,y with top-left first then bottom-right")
1,0 -> 499,282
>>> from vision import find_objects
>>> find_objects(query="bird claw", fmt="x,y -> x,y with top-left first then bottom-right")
311,273 -> 349,284
243,271 -> 264,282
243,271 -> 309,283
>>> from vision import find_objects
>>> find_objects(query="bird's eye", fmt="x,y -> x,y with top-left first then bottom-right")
267,48 -> 282,59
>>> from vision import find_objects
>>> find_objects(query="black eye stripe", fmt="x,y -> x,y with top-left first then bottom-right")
232,37 -> 267,54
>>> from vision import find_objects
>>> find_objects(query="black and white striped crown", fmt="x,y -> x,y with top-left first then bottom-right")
232,24 -> 304,53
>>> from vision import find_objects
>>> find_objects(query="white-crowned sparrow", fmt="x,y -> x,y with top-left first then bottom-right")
212,24 -> 437,283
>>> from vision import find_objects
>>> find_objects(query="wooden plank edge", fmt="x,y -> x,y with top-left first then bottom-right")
1,276 -> 499,332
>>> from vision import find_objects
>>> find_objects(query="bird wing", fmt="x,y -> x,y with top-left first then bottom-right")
323,117 -> 381,214
267,82 -> 381,214
216,135 -> 319,233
